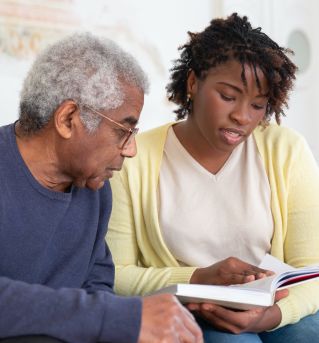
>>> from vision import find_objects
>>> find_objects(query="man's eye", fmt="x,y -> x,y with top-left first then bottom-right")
116,129 -> 127,139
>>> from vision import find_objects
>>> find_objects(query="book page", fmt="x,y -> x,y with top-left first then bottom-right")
230,267 -> 301,294
258,254 -> 295,274
231,274 -> 276,293
229,255 -> 295,294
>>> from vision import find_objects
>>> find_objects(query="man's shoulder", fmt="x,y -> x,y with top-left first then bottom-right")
0,124 -> 13,146
0,124 -> 16,172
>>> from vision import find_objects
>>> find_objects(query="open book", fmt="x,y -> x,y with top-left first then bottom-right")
152,254 -> 319,310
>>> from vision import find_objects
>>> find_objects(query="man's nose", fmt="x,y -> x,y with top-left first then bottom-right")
121,136 -> 137,158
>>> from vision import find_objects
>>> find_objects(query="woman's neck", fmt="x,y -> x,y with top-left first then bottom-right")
173,118 -> 232,175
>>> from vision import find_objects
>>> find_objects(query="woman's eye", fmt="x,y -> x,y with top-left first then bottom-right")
220,93 -> 235,101
252,103 -> 266,110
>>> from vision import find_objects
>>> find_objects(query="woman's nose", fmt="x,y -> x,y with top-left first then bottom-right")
229,106 -> 252,126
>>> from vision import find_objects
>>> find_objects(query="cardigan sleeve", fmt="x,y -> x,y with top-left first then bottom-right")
276,135 -> 319,327
107,170 -> 196,296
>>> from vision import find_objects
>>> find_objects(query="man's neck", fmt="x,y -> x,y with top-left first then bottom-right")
14,122 -> 72,192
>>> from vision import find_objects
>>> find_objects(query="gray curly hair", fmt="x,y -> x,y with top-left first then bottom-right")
19,32 -> 149,134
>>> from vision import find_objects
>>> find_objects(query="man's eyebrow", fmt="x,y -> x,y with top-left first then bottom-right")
120,116 -> 138,126
217,81 -> 268,98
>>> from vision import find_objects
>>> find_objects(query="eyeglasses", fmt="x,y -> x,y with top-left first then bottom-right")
83,105 -> 139,149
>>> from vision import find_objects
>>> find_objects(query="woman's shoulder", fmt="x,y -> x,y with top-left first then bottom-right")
136,122 -> 173,144
253,123 -> 306,149
134,122 -> 175,156
122,122 -> 174,171
253,124 -> 315,170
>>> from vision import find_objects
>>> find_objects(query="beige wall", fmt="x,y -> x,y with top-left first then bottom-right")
1,0 -> 318,160
221,0 -> 319,160
0,0 -> 213,131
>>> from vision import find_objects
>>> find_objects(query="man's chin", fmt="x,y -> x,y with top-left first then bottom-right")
72,177 -> 105,191
73,179 -> 87,188
86,178 -> 105,191
105,169 -> 115,179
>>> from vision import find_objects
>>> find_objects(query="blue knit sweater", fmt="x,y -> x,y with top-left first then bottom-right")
0,124 -> 142,343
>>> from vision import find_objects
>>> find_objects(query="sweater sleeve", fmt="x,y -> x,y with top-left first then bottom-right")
0,181 -> 142,343
0,276 -> 142,343
276,135 -> 319,327
108,170 -> 197,296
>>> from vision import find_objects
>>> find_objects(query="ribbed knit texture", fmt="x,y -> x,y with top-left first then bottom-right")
0,124 -> 142,343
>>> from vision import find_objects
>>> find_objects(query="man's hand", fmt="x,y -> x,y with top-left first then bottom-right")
187,289 -> 289,333
138,294 -> 203,343
190,257 -> 274,286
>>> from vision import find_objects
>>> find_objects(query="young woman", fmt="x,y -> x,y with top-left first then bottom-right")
107,13 -> 319,342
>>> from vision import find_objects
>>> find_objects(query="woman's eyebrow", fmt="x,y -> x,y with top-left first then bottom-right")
217,81 -> 243,93
217,81 -> 268,98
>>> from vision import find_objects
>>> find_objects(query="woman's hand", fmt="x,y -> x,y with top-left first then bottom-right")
190,257 -> 274,285
187,289 -> 289,333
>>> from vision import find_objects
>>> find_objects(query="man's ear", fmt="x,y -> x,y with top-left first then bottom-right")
54,100 -> 79,139
187,70 -> 198,97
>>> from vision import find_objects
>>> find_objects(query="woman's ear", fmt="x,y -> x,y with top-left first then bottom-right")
54,100 -> 79,139
187,70 -> 198,97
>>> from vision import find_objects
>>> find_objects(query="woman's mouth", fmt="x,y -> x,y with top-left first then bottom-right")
220,128 -> 245,145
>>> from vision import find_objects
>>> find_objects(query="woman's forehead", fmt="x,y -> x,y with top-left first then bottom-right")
200,60 -> 268,95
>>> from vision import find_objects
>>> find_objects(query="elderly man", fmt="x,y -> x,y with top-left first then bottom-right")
0,33 -> 203,343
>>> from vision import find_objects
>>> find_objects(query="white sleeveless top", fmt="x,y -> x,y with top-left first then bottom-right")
158,126 -> 273,267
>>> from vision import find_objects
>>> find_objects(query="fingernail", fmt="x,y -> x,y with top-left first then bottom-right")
202,304 -> 214,311
187,304 -> 198,310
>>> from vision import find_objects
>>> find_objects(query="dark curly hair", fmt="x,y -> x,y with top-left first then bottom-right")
166,13 -> 297,124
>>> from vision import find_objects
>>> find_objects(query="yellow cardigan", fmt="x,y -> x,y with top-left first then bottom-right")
107,122 -> 319,328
